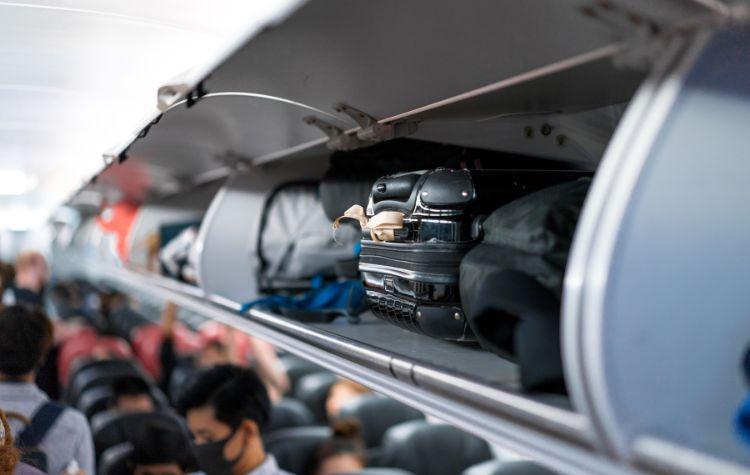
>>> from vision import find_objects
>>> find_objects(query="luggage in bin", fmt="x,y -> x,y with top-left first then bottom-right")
460,178 -> 591,392
347,168 -> 589,341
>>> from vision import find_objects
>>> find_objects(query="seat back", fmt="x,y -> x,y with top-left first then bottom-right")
279,354 -> 325,395
358,469 -> 415,475
67,359 -> 143,404
379,421 -> 492,475
268,398 -> 315,433
265,426 -> 332,475
98,442 -> 133,475
463,460 -> 557,475
76,385 -> 113,420
338,395 -> 424,448
293,372 -> 338,423
91,410 -> 185,458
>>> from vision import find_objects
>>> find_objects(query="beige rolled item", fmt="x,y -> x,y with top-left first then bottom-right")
333,204 -> 404,242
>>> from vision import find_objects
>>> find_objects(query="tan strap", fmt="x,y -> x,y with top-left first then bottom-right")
333,205 -> 404,242
333,204 -> 368,229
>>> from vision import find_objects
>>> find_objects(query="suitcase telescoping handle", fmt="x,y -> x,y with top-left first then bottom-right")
372,173 -> 419,201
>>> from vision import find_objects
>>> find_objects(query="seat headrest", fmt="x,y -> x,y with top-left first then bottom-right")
98,442 -> 133,475
463,460 -> 557,475
293,372 -> 338,423
338,395 -> 424,448
77,385 -> 113,419
280,354 -> 325,394
265,426 -> 332,475
379,421 -> 492,475
91,410 -> 186,458
268,398 -> 315,433
357,469 -> 415,475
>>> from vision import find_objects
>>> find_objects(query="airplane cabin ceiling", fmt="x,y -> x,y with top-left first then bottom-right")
0,0 -> 304,230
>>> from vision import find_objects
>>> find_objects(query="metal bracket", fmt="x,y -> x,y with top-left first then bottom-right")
304,103 -> 418,151
303,116 -> 367,151
580,1 -> 663,70
334,103 -> 418,142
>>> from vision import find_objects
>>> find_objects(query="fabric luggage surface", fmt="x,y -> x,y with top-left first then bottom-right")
460,178 -> 591,392
249,181 -> 365,320
257,182 -> 357,288
350,168 -> 589,341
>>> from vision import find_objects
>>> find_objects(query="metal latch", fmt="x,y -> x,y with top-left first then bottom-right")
304,103 -> 418,151
334,103 -> 418,142
303,116 -> 366,151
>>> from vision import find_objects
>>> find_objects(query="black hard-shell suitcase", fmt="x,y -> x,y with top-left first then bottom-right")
356,168 -> 588,341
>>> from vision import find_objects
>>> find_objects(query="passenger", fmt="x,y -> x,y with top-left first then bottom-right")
0,261 -> 14,298
0,305 -> 94,475
111,376 -> 156,413
308,419 -> 366,475
325,380 -> 371,421
177,364 -> 289,475
2,252 -> 60,399
131,420 -> 193,475
160,303 -> 289,402
1,251 -> 48,307
0,409 -> 44,475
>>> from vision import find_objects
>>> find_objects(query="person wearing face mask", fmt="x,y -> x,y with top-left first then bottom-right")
176,365 -> 290,475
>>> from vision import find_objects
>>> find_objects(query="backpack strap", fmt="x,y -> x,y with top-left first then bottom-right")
18,402 -> 66,448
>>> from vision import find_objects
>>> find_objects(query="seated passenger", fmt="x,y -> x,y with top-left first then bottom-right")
325,380 -> 371,422
111,376 -> 156,413
177,364 -> 289,475
132,420 -> 193,475
0,306 -> 94,475
1,409 -> 45,475
308,419 -> 366,475
160,303 -> 289,402
1,251 -> 48,307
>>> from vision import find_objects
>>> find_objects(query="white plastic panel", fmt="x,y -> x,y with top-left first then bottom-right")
573,24 -> 750,469
196,155 -> 329,303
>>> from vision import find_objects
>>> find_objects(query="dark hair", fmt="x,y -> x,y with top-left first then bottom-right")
176,364 -> 271,430
0,305 -> 53,377
112,376 -> 152,399
132,419 -> 191,468
308,419 -> 366,475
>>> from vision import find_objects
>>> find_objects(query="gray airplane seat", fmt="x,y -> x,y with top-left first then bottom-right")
265,426 -> 332,475
338,395 -> 424,449
91,409 -> 186,459
355,469 -> 415,475
378,421 -> 492,475
267,398 -> 316,433
77,381 -> 169,420
76,385 -> 113,419
67,358 -> 143,404
279,354 -> 325,395
98,442 -> 133,475
463,460 -> 558,475
293,372 -> 338,423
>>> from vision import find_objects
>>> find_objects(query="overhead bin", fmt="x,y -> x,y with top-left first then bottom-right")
196,155 -> 330,302
55,1 -> 746,474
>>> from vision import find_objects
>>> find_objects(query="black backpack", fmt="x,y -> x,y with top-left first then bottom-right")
13,402 -> 66,473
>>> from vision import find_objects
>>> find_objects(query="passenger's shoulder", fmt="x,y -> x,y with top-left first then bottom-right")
57,404 -> 92,434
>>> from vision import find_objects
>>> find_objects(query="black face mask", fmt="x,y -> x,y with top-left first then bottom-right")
192,428 -> 246,475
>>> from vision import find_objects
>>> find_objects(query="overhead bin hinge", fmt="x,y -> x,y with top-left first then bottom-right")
580,1 -> 663,70
303,116 -> 366,151
334,103 -> 419,142
304,103 -> 418,151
